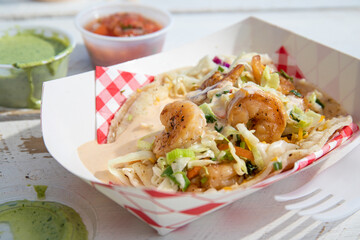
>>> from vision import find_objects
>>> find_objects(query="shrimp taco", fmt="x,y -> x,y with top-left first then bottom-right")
80,53 -> 352,193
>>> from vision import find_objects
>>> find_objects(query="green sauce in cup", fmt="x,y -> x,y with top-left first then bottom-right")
0,200 -> 88,240
0,28 -> 74,109
0,185 -> 88,240
0,34 -> 66,66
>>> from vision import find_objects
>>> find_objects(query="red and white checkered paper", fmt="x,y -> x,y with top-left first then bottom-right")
94,47 -> 359,235
95,66 -> 154,144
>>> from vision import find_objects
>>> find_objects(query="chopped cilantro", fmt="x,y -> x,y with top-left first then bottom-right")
290,111 -> 300,122
279,69 -> 294,82
214,123 -> 223,132
246,161 -> 258,176
290,89 -> 302,97
215,90 -> 230,97
218,66 -> 224,72
205,114 -> 217,123
316,98 -> 325,109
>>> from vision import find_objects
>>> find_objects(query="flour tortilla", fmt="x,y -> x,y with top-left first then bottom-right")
107,74 -> 171,143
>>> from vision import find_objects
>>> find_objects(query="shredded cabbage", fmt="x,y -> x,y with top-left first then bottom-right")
236,123 -> 264,169
185,55 -> 217,78
108,151 -> 155,181
261,65 -> 280,89
290,106 -> 322,131
171,157 -> 192,173
306,90 -> 324,112
187,159 -> 218,168
174,172 -> 190,191
228,142 -> 247,175
109,151 -> 155,167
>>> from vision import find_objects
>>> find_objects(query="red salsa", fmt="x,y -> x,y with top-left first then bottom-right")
86,12 -> 162,37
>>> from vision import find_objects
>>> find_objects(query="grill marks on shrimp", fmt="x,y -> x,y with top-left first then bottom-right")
152,100 -> 206,157
227,86 -> 287,143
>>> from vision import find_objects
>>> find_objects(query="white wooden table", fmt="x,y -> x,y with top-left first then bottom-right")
1,1 -> 360,239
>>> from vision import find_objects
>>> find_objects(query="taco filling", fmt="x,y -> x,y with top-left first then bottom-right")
79,53 -> 352,193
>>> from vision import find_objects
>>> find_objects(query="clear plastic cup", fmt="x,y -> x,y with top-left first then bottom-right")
0,26 -> 75,109
75,3 -> 172,67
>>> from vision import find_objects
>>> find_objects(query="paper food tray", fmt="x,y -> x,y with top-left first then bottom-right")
41,17 -> 360,235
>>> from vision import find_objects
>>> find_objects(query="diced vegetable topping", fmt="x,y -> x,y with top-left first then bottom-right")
289,106 -> 322,130
215,90 -> 230,97
166,148 -> 195,165
273,161 -> 283,171
246,161 -> 257,176
261,66 -> 280,89
212,56 -> 230,68
214,123 -> 223,133
290,89 -> 302,98
315,98 -> 325,109
278,69 -> 294,82
174,172 -> 190,191
199,103 -> 217,123
236,123 -> 264,169
161,166 -> 190,191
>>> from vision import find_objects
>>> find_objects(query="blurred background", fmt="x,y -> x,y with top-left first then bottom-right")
1,0 -> 359,76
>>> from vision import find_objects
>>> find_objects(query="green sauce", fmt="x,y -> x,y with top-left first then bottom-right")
0,32 -> 67,67
0,29 -> 71,109
0,200 -> 88,240
33,185 -> 48,200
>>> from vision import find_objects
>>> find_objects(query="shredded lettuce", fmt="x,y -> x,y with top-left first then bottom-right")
289,106 -> 322,131
261,66 -> 280,89
228,142 -> 248,175
199,103 -> 217,123
186,55 -> 217,78
307,91 -> 324,112
171,157 -> 192,173
187,159 -> 217,168
236,123 -> 264,169
174,172 -> 190,191
222,125 -> 239,138
108,151 -> 156,179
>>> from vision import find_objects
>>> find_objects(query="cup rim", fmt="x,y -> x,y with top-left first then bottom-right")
0,26 -> 76,69
74,2 -> 173,43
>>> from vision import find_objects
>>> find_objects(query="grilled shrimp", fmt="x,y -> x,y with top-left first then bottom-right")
153,100 -> 206,157
199,71 -> 223,90
227,86 -> 287,143
251,55 -> 263,85
204,163 -> 242,190
188,64 -> 245,105
200,64 -> 245,90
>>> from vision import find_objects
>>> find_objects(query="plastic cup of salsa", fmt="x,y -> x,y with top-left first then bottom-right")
75,3 -> 172,67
